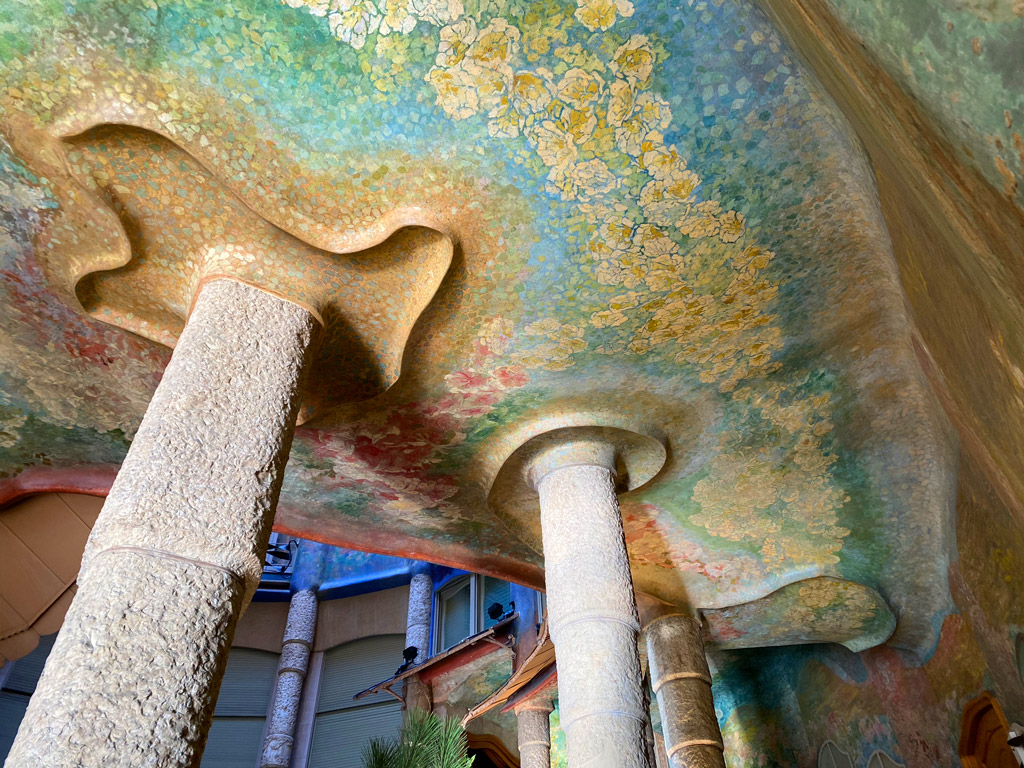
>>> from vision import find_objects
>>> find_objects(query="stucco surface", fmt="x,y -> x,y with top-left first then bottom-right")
5,279 -> 315,767
0,0 -> 958,655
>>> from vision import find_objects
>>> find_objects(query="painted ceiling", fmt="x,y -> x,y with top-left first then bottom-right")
0,0 -> 958,657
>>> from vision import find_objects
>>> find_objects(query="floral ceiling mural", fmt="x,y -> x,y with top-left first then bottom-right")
0,0 -> 957,657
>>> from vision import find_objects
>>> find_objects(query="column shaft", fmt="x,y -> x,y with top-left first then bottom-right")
646,615 -> 725,768
260,589 -> 318,768
515,698 -> 554,768
536,452 -> 651,768
403,571 -> 433,713
6,279 -> 317,768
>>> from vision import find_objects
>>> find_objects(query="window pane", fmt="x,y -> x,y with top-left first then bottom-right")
317,635 -> 406,713
308,702 -> 403,768
481,577 -> 512,629
441,582 -> 472,650
200,718 -> 266,768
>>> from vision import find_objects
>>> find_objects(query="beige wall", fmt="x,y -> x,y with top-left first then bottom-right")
314,585 -> 409,652
0,493 -> 103,663
231,585 -> 409,653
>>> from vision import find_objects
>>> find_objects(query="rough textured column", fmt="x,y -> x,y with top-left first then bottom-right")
645,615 -> 725,768
533,440 -> 651,768
260,589 -> 318,768
403,570 -> 433,713
5,278 -> 317,768
515,695 -> 554,768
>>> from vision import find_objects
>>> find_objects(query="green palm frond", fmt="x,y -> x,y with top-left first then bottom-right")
360,710 -> 474,768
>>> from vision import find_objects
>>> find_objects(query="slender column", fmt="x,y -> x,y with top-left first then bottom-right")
403,570 -> 433,713
260,589 -> 318,768
5,279 -> 317,768
645,615 -> 725,768
515,695 -> 554,768
532,440 -> 651,768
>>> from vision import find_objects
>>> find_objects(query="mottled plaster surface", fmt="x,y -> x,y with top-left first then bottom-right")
0,0 -> 956,654
821,0 -> 1024,204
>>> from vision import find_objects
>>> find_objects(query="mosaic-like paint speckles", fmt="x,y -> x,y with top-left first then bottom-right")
0,0 -> 955,656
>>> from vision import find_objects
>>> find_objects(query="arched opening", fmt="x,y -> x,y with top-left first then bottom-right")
959,692 -> 1017,768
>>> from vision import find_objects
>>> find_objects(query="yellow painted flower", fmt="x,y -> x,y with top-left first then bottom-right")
466,18 -> 520,69
590,292 -> 641,328
640,166 -> 701,226
717,209 -> 745,243
567,158 -> 619,199
574,0 -> 634,31
434,19 -> 475,68
641,138 -> 687,180
554,67 -> 604,108
610,89 -> 672,156
425,65 -> 480,119
407,0 -> 463,27
677,200 -> 722,239
285,0 -> 330,17
379,0 -> 418,36
327,0 -> 382,49
528,119 -> 578,171
511,69 -> 554,115
610,35 -> 655,86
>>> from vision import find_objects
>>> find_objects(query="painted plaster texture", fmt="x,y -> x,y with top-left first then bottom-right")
646,615 -> 725,768
516,696 -> 555,768
403,570 -> 434,713
260,589 -> 318,768
535,441 -> 650,768
5,278 -> 317,768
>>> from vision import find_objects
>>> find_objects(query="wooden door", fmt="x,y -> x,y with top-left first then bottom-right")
960,692 -> 1018,768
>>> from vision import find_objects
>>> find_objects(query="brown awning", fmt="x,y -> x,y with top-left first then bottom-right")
461,620 -> 555,725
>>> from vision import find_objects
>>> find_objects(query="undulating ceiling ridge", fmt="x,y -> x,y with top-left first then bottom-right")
0,0 -> 955,655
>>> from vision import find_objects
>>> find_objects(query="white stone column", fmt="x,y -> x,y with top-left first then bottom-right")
5,279 -> 317,768
260,589 -> 318,768
515,696 -> 554,768
403,571 -> 433,713
532,440 -> 651,768
645,615 -> 725,768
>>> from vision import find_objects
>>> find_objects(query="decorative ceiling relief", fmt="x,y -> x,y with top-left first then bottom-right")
0,0 -> 957,655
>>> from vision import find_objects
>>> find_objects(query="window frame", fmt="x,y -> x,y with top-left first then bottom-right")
433,574 -> 477,654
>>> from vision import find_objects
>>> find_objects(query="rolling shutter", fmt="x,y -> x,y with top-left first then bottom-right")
200,648 -> 279,768
0,633 -> 57,763
439,580 -> 472,650
307,635 -> 405,768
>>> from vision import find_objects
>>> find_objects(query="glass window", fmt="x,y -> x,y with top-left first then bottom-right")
200,648 -> 279,768
480,577 -> 512,629
0,634 -> 57,763
308,635 -> 405,768
438,577 -> 473,651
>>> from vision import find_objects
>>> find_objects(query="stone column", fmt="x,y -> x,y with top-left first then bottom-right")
403,570 -> 433,713
645,615 -> 725,768
515,695 -> 554,768
532,439 -> 651,768
259,589 -> 318,768
6,278 -> 317,768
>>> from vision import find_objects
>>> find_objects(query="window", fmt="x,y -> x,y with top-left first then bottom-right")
200,648 -> 279,768
0,634 -> 56,763
434,575 -> 514,652
307,635 -> 405,768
